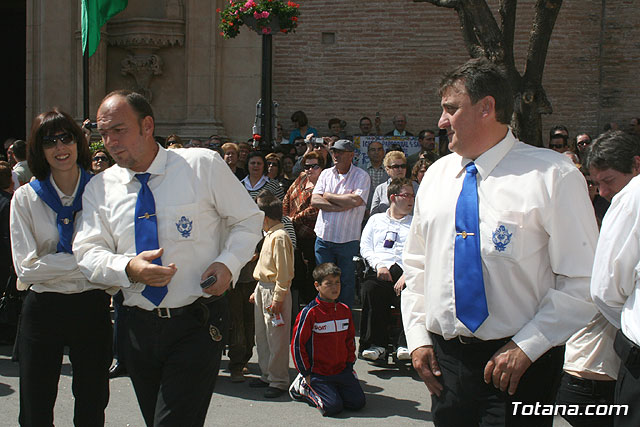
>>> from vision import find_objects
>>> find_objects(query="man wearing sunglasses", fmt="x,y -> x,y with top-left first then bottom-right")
311,139 -> 370,308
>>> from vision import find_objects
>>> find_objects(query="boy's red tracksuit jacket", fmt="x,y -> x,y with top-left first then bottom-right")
291,296 -> 356,377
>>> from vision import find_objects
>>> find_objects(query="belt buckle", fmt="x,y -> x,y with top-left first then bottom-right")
155,307 -> 171,319
457,335 -> 475,345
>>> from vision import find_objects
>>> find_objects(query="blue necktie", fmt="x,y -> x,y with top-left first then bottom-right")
135,173 -> 167,306
454,162 -> 488,332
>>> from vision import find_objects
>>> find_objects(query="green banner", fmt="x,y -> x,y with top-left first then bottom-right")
81,0 -> 128,57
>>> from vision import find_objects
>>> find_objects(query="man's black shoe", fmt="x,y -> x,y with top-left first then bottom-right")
108,362 -> 127,379
264,387 -> 285,398
249,378 -> 269,388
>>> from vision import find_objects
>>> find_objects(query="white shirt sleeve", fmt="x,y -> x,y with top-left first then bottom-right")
591,189 -> 640,329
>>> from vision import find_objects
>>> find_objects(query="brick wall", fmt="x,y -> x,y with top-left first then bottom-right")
272,0 -> 640,144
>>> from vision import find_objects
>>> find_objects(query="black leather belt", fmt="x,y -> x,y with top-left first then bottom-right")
131,294 -> 224,320
453,335 -> 512,346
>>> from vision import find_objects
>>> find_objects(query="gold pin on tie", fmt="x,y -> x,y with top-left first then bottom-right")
138,212 -> 156,220
62,218 -> 70,224
457,231 -> 475,239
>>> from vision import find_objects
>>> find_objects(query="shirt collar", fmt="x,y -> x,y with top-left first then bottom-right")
385,208 -> 412,224
242,174 -> 269,190
50,166 -> 82,201
265,222 -> 284,235
332,163 -> 354,176
116,143 -> 167,184
456,129 -> 516,179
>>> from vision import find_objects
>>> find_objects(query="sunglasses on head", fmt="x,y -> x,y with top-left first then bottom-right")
303,163 -> 320,170
42,132 -> 75,149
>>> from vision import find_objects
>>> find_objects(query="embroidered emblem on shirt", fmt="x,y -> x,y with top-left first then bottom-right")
175,216 -> 193,238
492,225 -> 512,252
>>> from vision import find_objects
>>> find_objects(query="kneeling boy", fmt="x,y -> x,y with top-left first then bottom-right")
290,263 -> 366,416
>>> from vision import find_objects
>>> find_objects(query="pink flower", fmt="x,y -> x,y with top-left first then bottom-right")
253,11 -> 260,19
261,11 -> 270,18
262,27 -> 272,34
244,0 -> 255,8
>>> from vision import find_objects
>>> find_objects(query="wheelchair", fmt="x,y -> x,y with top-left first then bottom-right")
353,255 -> 410,367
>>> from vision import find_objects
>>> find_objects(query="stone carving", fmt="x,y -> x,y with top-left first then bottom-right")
121,54 -> 163,101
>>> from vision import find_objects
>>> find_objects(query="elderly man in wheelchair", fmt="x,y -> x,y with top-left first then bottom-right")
357,177 -> 414,363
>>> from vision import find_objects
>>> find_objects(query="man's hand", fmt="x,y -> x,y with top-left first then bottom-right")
249,292 -> 256,304
126,248 -> 177,287
483,340 -> 532,395
393,274 -> 405,296
200,262 -> 232,296
411,346 -> 443,396
270,300 -> 284,315
377,266 -> 392,282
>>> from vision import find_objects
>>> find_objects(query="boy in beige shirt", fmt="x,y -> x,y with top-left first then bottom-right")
251,190 -> 295,398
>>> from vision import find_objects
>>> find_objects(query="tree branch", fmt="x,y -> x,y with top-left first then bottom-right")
499,0 -> 517,70
524,0 -> 562,84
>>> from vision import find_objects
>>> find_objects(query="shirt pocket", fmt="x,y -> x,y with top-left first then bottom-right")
159,203 -> 198,242
481,210 -> 523,260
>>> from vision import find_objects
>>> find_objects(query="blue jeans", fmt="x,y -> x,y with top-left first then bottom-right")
314,238 -> 359,308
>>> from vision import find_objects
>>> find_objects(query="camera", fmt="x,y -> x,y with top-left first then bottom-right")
314,137 -> 324,145
85,122 -> 98,129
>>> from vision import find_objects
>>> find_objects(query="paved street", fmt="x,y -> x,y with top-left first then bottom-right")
0,342 -> 432,426
0,342 -> 574,427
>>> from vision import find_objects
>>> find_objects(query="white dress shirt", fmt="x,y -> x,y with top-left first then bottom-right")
360,210 -> 412,271
313,163 -> 370,243
370,179 -> 419,215
73,146 -> 263,310
564,312 -> 620,378
591,174 -> 640,346
402,130 -> 598,362
10,169 -> 116,294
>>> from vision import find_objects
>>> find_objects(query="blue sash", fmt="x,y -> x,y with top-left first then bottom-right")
29,169 -> 92,254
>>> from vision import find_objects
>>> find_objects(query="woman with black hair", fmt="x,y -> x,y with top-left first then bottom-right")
10,108 -> 114,426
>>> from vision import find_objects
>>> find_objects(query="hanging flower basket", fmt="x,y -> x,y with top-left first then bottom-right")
218,0 -> 300,39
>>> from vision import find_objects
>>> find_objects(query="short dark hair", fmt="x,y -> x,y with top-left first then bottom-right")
387,177 -> 413,200
328,118 -> 341,129
256,189 -> 282,220
0,161 -> 12,189
290,110 -> 308,127
575,132 -> 591,143
359,116 -> 372,125
11,140 -> 27,161
102,89 -> 154,123
247,151 -> 266,175
302,151 -> 325,169
417,129 -> 436,140
438,57 -> 513,125
312,262 -> 341,283
585,130 -> 640,174
27,108 -> 92,180
549,125 -> 569,139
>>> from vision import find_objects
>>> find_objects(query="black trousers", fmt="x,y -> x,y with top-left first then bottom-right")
613,329 -> 640,426
431,333 -> 564,427
358,277 -> 406,351
18,289 -> 112,427
227,281 -> 256,373
123,297 -> 229,427
555,372 -> 615,427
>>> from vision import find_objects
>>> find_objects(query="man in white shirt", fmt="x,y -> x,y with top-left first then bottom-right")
589,131 -> 640,427
359,177 -> 413,362
73,90 -> 263,426
10,140 -> 33,186
402,58 -> 598,426
311,139 -> 370,308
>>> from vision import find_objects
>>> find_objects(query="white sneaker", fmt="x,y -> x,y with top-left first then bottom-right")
289,373 -> 308,401
396,346 -> 411,360
361,346 -> 386,361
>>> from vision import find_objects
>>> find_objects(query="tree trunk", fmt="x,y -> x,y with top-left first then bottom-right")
414,0 -> 563,147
